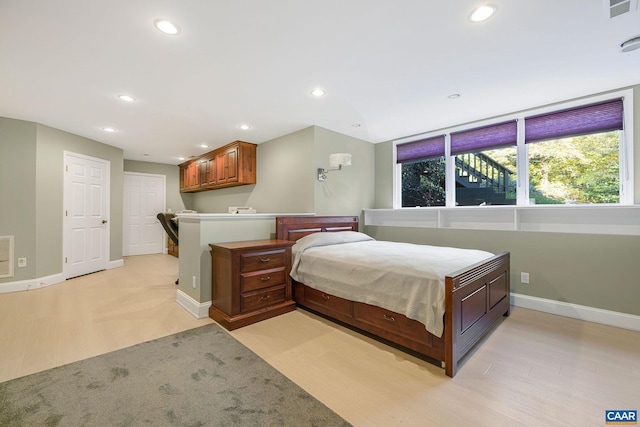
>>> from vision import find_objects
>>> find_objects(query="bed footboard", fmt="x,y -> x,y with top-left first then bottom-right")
444,252 -> 510,377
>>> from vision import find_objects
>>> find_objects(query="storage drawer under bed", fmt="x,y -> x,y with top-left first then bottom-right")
353,302 -> 432,345
293,282 -> 354,322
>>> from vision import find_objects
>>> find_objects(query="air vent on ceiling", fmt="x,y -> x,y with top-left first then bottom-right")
608,0 -> 638,18
0,236 -> 14,278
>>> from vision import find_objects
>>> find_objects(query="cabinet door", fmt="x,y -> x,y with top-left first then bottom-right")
186,161 -> 199,188
198,159 -> 208,188
207,157 -> 217,186
199,157 -> 216,188
226,147 -> 238,182
179,162 -> 199,191
179,164 -> 187,190
216,146 -> 239,184
215,152 -> 226,183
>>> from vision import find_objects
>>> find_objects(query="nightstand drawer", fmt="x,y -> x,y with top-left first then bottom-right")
241,285 -> 286,313
241,268 -> 286,292
240,249 -> 286,273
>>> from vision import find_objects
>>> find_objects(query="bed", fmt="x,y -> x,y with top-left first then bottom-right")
276,215 -> 510,377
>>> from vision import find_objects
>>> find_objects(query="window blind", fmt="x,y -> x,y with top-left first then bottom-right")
525,98 -> 623,144
450,121 -> 517,155
396,135 -> 445,163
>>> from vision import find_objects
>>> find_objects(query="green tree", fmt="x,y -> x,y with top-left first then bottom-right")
401,158 -> 446,207
528,131 -> 619,204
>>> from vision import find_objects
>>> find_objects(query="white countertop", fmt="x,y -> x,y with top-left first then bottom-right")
176,212 -> 315,220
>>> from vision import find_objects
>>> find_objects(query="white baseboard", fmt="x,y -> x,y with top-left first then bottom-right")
108,259 -> 124,269
511,293 -> 640,332
176,290 -> 212,319
0,259 -> 123,294
0,273 -> 65,294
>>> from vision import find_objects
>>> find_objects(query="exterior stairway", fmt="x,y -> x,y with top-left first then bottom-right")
455,153 -> 516,205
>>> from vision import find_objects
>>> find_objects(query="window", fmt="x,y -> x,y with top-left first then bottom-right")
524,99 -> 624,204
394,92 -> 632,208
397,135 -> 445,207
527,132 -> 620,204
451,121 -> 517,206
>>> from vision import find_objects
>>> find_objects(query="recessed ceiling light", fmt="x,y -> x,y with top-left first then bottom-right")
311,88 -> 326,97
238,124 -> 251,130
200,144 -> 209,148
102,127 -> 116,133
117,94 -> 135,102
469,5 -> 496,22
154,19 -> 180,35
178,157 -> 185,161
620,36 -> 640,53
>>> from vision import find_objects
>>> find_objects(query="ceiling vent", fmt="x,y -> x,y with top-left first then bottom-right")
607,0 -> 638,18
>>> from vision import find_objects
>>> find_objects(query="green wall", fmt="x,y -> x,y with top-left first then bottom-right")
0,118 -> 124,283
313,126 -> 376,217
192,126 -> 375,217
0,118 -> 37,281
365,226 -> 640,316
192,127 -> 315,214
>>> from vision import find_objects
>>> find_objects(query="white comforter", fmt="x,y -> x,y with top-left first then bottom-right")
290,232 -> 494,337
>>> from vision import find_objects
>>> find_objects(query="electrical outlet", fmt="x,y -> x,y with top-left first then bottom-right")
18,257 -> 27,267
192,276 -> 197,289
521,272 -> 530,284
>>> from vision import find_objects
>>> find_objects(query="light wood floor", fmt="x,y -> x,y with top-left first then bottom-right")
1,254 -> 639,426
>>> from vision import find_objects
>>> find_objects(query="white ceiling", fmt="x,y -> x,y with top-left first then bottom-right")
1,1 -> 639,164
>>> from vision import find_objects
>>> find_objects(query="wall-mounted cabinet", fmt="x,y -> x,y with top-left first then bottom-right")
179,141 -> 256,193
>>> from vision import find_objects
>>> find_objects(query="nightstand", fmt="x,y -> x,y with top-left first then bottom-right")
209,239 -> 296,330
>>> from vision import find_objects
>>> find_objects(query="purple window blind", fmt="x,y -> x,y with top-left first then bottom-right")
525,98 -> 623,144
396,135 -> 445,163
450,121 -> 517,155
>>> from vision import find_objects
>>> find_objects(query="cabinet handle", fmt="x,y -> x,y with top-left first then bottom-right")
260,295 -> 271,301
260,276 -> 271,281
382,314 -> 395,322
260,258 -> 271,263
321,294 -> 330,301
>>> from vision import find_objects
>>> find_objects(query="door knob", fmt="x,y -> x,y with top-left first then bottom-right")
102,220 -> 108,224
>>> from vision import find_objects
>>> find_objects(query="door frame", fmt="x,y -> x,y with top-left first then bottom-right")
63,151 -> 111,279
122,171 -> 167,256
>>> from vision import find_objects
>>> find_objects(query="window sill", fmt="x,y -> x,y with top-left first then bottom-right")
363,205 -> 640,236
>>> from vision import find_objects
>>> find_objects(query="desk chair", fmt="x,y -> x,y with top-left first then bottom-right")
157,212 -> 179,285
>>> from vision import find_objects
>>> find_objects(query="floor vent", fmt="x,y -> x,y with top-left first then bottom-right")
0,236 -> 14,278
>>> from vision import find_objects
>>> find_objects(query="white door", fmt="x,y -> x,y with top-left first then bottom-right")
63,152 -> 109,279
123,172 -> 166,256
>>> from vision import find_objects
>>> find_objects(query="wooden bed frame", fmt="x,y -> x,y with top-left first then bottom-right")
276,215 -> 510,377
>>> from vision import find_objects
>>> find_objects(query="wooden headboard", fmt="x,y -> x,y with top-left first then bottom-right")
276,216 -> 359,241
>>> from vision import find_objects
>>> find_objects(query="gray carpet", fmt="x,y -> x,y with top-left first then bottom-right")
0,324 -> 351,426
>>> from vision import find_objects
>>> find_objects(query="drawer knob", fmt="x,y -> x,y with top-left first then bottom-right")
321,294 -> 330,301
260,295 -> 271,301
382,314 -> 395,322
260,276 -> 271,281
260,258 -> 271,263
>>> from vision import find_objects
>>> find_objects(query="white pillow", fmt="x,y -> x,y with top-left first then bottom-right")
292,231 -> 374,255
